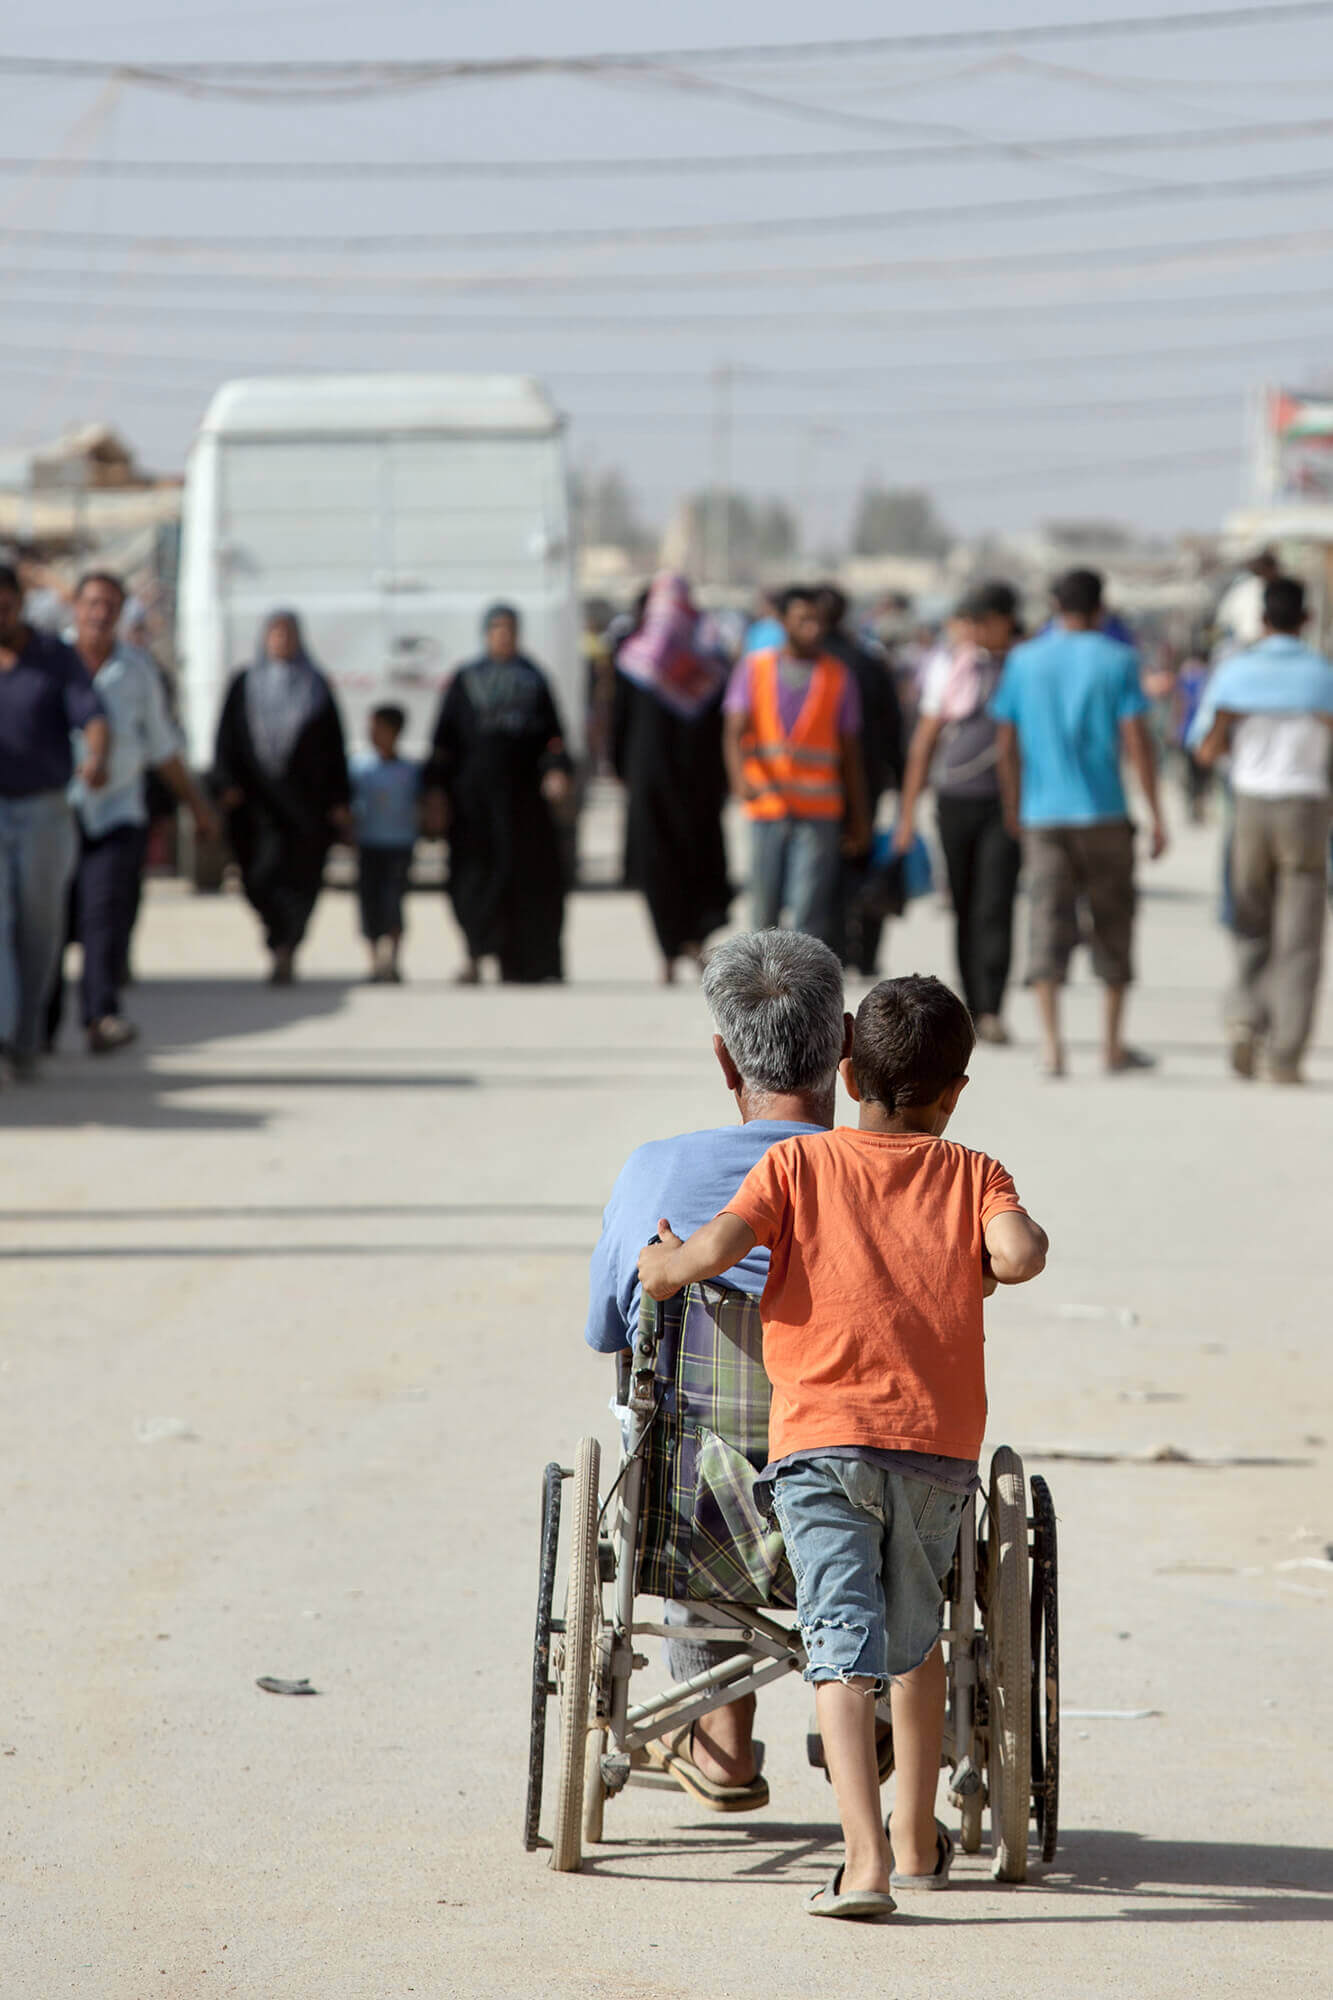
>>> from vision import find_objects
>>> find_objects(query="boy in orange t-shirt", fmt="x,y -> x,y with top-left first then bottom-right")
639,974 -> 1048,1921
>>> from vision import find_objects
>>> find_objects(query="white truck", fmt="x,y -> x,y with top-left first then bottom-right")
175,372 -> 581,769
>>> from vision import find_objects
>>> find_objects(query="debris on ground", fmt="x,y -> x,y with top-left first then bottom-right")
1058,1303 -> 1139,1325
255,1677 -> 319,1696
135,1416 -> 198,1444
1060,1708 -> 1161,1720
1025,1444 -> 1312,1467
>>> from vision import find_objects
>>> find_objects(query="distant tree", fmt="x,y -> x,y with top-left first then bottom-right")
755,500 -> 797,564
850,486 -> 952,559
682,490 -> 798,582
571,466 -> 652,556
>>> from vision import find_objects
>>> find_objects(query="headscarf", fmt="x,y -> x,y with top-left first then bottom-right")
616,572 -> 730,720
245,610 -> 326,778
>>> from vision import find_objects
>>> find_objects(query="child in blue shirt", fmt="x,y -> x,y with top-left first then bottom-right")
350,704 -> 420,982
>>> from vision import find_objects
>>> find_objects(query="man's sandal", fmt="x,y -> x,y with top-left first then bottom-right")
644,1724 -> 770,1813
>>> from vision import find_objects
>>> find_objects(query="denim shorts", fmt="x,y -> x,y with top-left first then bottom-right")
771,1457 -> 967,1691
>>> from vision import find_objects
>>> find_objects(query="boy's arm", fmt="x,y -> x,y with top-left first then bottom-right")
984,1209 -> 1049,1286
638,1212 -> 757,1301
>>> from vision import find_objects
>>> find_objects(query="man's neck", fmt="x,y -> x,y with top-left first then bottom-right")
1057,615 -> 1097,634
737,1086 -> 832,1129
77,638 -> 116,673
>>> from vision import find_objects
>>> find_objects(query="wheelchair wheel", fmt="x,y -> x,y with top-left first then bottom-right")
1029,1473 -> 1060,1863
523,1462 -> 563,1852
583,1727 -> 607,1845
986,1446 -> 1032,1883
550,1435 -> 600,1874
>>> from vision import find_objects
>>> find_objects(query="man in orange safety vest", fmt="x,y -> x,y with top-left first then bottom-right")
723,585 -> 870,947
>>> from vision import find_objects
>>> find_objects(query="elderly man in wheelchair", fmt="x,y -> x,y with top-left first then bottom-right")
527,931 -> 1061,1914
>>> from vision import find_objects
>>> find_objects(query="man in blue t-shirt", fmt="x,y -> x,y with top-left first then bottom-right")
990,567 -> 1168,1078
587,929 -> 850,1815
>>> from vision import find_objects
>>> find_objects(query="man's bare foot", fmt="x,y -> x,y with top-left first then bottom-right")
690,1717 -> 758,1788
454,959 -> 481,986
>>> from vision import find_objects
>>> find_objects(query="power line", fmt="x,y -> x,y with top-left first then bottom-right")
5,261 -> 1333,337
0,281 -> 1320,382
3,114 -> 1333,181
0,341 -> 1246,428
6,162 -> 1333,256
11,219 -> 1327,305
0,4 -> 1326,93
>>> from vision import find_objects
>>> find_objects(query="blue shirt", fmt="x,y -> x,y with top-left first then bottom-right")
1187,634 -> 1333,745
350,750 -> 420,848
989,627 -> 1147,828
0,629 -> 104,798
70,643 -> 181,837
585,1119 -> 823,1354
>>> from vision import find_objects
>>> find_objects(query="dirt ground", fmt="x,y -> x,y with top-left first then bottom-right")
1,794 -> 1328,1998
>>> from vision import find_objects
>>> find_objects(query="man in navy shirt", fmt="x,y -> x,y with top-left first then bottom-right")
0,563 -> 108,1080
588,929 -> 851,1811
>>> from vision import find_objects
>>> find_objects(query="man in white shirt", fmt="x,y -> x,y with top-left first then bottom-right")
1196,576 -> 1333,1083
56,572 -> 218,1054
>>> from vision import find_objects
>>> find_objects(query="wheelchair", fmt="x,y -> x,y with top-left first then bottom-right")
526,1281 -> 1059,1881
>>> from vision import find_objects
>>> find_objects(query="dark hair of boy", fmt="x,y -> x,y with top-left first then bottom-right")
1262,576 -> 1305,633
1051,568 -> 1103,620
776,584 -> 818,616
371,703 -> 407,734
851,974 -> 976,1111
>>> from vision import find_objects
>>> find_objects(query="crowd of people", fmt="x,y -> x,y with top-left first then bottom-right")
2,546 -> 1330,1091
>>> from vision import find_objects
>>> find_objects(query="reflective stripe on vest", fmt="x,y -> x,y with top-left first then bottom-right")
741,650 -> 845,821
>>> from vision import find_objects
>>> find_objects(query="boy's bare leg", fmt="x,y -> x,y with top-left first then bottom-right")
814,1679 -> 892,1892
886,1642 -> 947,1877
691,1692 -> 758,1785
1032,978 -> 1064,1074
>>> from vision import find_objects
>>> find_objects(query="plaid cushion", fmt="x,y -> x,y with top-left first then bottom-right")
635,1282 -> 795,1607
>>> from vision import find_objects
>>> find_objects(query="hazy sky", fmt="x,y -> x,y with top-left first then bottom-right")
3,0 -> 1333,546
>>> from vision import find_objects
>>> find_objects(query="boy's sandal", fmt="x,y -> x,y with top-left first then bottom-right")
805,1865 -> 897,1922
888,1822 -> 955,1891
643,1724 -> 770,1813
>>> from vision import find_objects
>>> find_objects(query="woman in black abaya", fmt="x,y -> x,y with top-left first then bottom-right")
213,609 -> 350,984
613,573 -> 732,983
425,604 -> 572,984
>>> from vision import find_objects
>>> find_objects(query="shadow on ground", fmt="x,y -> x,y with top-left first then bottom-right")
577,1822 -> 1333,1923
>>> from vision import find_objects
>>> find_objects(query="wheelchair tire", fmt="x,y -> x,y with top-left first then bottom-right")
1029,1473 -> 1060,1863
550,1435 -> 600,1874
523,1462 -> 563,1851
986,1446 -> 1032,1883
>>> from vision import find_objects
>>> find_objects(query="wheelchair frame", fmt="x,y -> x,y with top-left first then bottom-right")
526,1313 -> 1059,1881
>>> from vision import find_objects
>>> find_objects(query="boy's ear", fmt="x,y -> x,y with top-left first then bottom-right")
838,1054 -> 862,1103
941,1073 -> 969,1114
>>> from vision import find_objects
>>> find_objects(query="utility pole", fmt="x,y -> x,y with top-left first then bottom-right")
709,359 -> 733,591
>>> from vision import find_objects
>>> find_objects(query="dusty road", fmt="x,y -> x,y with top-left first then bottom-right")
2,797 -> 1328,1998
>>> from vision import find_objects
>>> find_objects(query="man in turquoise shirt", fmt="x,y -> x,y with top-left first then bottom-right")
990,568 -> 1167,1077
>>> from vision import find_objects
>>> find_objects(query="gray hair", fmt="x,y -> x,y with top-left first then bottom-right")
701,930 -> 845,1096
